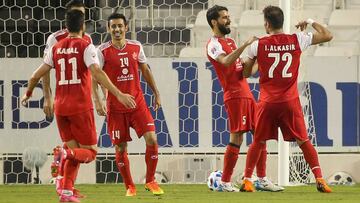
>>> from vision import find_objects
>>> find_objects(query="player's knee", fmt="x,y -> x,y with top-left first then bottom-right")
143,132 -> 157,145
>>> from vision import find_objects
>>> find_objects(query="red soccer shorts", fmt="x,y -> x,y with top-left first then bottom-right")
254,97 -> 308,142
224,97 -> 257,133
107,104 -> 155,145
56,110 -> 97,145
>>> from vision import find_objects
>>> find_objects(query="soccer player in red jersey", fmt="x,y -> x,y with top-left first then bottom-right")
21,10 -> 136,202
92,13 -> 164,196
240,5 -> 333,193
40,1 -> 94,198
206,5 -> 283,192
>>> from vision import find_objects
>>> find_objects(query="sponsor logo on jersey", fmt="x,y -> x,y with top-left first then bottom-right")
118,52 -> 128,55
117,74 -> 134,82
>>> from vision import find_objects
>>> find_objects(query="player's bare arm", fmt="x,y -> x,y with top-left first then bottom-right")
89,63 -> 136,109
295,19 -> 333,45
41,71 -> 54,118
92,78 -> 107,116
21,63 -> 52,106
242,58 -> 258,78
216,36 -> 257,67
139,63 -> 161,111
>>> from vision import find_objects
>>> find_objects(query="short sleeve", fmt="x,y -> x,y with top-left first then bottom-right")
138,44 -> 147,63
296,32 -> 313,51
84,44 -> 99,68
207,38 -> 226,60
247,40 -> 259,59
96,48 -> 104,69
43,46 -> 54,67
43,34 -> 57,57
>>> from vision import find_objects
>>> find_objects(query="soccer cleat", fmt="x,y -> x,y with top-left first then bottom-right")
125,185 -> 137,197
51,146 -> 62,177
59,195 -> 80,202
316,178 -> 332,193
254,177 -> 284,192
240,179 -> 255,192
145,181 -> 164,195
217,181 -> 238,192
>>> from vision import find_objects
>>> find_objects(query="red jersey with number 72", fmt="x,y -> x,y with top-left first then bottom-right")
97,40 -> 147,113
43,37 -> 99,116
247,32 -> 313,103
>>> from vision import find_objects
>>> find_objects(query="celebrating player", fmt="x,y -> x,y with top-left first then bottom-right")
206,5 -> 284,192
92,13 -> 164,196
240,5 -> 333,193
21,10 -> 134,202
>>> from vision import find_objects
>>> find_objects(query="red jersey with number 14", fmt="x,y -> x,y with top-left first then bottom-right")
44,37 -> 99,116
97,40 -> 148,113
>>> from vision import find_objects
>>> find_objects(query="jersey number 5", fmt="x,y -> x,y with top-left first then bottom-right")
58,57 -> 81,85
268,52 -> 292,78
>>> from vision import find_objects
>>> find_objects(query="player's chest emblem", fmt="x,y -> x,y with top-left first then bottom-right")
132,52 -> 138,61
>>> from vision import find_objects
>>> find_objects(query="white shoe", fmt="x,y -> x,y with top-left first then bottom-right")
254,177 -> 284,192
217,181 -> 239,192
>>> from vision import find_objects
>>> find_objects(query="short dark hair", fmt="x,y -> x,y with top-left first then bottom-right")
206,5 -> 228,28
66,9 -> 84,33
66,0 -> 85,10
263,5 -> 284,29
107,13 -> 127,27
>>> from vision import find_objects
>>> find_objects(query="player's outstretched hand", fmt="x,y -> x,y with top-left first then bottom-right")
295,21 -> 308,31
153,94 -> 161,111
117,93 -> 136,109
21,94 -> 30,107
43,97 -> 54,119
244,36 -> 258,46
94,99 -> 106,116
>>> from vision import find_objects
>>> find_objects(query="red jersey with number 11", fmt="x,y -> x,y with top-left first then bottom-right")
44,37 -> 99,116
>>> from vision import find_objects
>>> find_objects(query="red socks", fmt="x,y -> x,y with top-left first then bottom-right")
244,142 -> 265,178
116,151 -> 135,188
221,144 -> 240,182
299,140 -> 323,178
145,144 -> 159,183
256,146 -> 267,178
62,159 -> 79,191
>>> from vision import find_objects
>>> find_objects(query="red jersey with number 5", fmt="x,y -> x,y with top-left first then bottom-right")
97,40 -> 147,113
247,33 -> 313,103
44,37 -> 99,116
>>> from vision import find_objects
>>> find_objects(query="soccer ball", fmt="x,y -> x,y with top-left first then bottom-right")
207,170 -> 223,191
327,171 -> 355,185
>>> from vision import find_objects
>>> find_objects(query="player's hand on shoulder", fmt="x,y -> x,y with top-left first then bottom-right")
94,98 -> 107,116
153,93 -> 161,111
244,36 -> 258,46
295,20 -> 308,31
43,96 -> 54,119
117,93 -> 136,109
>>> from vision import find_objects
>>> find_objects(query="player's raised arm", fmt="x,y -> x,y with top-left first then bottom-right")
295,19 -> 333,45
215,36 -> 257,67
139,64 -> 161,111
21,63 -> 52,106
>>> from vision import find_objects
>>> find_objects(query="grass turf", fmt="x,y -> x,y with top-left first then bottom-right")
0,184 -> 359,203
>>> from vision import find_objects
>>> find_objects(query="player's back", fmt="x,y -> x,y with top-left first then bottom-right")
51,37 -> 93,116
256,33 -> 302,103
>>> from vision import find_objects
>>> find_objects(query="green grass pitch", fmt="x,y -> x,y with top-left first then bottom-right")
0,184 -> 359,203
